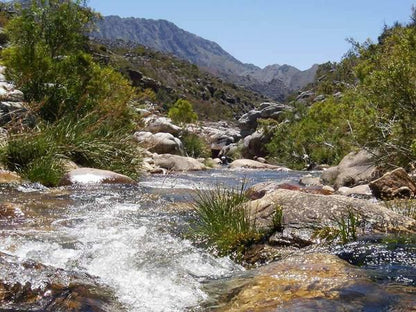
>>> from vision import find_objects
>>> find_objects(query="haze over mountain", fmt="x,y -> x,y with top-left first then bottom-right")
92,15 -> 318,101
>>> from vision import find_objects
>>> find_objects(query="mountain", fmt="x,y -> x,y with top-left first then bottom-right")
89,39 -> 268,121
92,16 -> 318,101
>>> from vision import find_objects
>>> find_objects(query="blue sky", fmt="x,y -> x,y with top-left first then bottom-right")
88,0 -> 415,70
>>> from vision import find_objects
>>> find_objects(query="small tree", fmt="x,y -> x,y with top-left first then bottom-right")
168,99 -> 198,125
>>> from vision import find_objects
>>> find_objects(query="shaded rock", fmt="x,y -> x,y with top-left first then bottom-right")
60,159 -> 79,173
247,189 -> 416,243
219,253 -> 407,312
186,121 -> 241,157
241,130 -> 271,159
153,154 -> 207,171
338,184 -> 372,198
238,102 -> 289,136
59,168 -> 136,186
0,127 -> 7,147
0,170 -> 22,184
143,116 -> 181,136
229,159 -> 287,170
0,101 -> 29,127
245,181 -> 282,200
369,167 -> 416,199
0,252 -> 124,312
321,150 -> 381,189
134,131 -> 184,155
296,90 -> 315,101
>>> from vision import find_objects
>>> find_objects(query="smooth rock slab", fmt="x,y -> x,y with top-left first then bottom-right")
153,154 -> 207,171
229,159 -> 288,170
59,168 -> 135,186
247,189 -> 416,240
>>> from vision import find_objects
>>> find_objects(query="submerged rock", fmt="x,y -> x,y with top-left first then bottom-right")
218,253 -> 414,312
369,167 -> 416,199
59,168 -> 136,186
0,252 -> 124,312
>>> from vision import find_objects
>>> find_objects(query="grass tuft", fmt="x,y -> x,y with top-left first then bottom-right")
191,182 -> 261,256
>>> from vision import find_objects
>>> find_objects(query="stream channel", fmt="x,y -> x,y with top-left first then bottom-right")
1,169 -> 416,311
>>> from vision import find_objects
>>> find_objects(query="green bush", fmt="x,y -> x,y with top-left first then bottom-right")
181,132 -> 210,158
168,99 -> 198,125
1,117 -> 140,186
191,183 -> 261,256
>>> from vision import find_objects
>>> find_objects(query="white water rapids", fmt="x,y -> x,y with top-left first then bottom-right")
0,169 -> 306,311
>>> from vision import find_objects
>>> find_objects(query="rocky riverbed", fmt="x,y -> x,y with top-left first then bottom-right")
1,168 -> 416,311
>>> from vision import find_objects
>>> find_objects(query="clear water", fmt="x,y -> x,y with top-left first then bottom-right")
0,169 -> 302,311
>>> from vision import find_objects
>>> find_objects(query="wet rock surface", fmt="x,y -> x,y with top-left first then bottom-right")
0,170 -> 22,184
0,252 -> 123,312
215,253 -> 416,312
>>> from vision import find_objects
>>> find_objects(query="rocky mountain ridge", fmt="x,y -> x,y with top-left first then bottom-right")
92,15 -> 318,101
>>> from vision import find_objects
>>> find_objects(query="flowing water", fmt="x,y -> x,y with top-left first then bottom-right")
0,169 -> 304,311
1,169 -> 416,311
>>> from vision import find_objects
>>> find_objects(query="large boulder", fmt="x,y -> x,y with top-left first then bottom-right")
134,131 -> 184,155
238,102 -> 290,136
241,130 -> 271,159
143,116 -> 181,136
59,168 -> 136,186
186,121 -> 241,158
153,154 -> 207,171
219,253 -> 412,312
246,188 -> 416,244
229,159 -> 288,170
321,150 -> 380,189
369,167 -> 416,199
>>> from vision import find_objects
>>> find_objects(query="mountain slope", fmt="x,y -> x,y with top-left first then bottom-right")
92,16 -> 317,101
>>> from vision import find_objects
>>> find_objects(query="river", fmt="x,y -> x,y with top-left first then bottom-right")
1,169 -> 415,311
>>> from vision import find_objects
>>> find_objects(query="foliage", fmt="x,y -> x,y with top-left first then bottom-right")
180,132 -> 210,158
0,116 -> 140,186
313,210 -> 360,244
268,14 -> 416,169
168,99 -> 198,125
191,183 -> 262,256
271,205 -> 284,232
0,0 -> 140,185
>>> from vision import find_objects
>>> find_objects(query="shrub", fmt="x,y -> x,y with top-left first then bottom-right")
168,99 -> 198,125
191,183 -> 261,256
1,116 -> 140,186
181,132 -> 210,158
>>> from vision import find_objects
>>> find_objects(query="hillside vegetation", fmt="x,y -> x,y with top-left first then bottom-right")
90,39 -> 268,120
266,12 -> 416,170
0,0 -> 141,185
